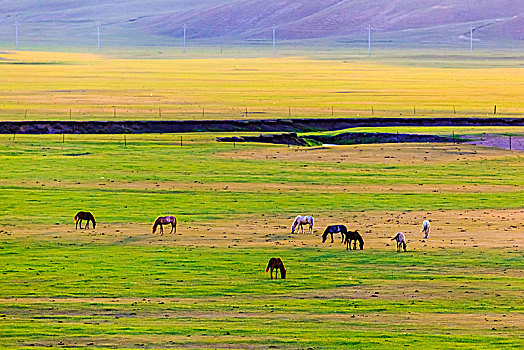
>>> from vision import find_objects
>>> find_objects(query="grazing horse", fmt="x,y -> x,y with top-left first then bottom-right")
266,257 -> 286,279
391,232 -> 407,252
74,211 -> 96,229
291,215 -> 314,234
344,230 -> 364,250
322,224 -> 347,243
421,219 -> 431,239
152,216 -> 177,234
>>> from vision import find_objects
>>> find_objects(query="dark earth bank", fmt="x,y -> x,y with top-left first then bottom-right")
0,117 -> 523,134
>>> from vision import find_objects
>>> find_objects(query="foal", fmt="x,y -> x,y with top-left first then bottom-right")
391,232 -> 407,252
74,211 -> 96,229
266,257 -> 286,279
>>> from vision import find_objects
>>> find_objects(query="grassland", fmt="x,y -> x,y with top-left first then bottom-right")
0,133 -> 522,348
0,50 -> 523,348
1,50 -> 524,121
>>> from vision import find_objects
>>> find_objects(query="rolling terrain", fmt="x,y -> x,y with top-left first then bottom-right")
0,0 -> 523,48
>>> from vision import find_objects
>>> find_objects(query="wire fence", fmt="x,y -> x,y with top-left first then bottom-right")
0,105 -> 520,122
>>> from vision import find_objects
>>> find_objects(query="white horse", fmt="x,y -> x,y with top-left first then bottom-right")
391,232 -> 407,252
421,219 -> 430,239
291,215 -> 314,234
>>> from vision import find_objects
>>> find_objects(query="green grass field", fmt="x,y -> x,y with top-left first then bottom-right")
0,49 -> 523,348
0,133 -> 522,348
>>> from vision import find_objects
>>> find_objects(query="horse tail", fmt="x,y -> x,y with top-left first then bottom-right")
74,214 -> 79,222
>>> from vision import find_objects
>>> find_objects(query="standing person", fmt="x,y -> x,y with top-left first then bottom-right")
422,219 -> 430,239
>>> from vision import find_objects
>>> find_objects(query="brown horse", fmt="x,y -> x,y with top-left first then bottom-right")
344,230 -> 364,250
152,216 -> 177,234
74,211 -> 96,229
266,257 -> 286,279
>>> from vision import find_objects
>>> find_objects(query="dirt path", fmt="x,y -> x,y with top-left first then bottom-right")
468,135 -> 524,151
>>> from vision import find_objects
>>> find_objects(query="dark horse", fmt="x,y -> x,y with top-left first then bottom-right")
344,230 -> 364,250
152,216 -> 177,234
322,225 -> 348,243
266,257 -> 286,279
75,211 -> 96,229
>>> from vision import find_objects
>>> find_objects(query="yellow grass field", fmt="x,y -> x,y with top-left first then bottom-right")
1,50 -> 523,121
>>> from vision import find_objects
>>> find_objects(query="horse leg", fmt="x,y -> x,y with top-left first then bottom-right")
79,219 -> 83,229
160,224 -> 164,235
76,220 -> 78,230
331,233 -> 334,243
270,268 -> 274,280
85,220 -> 90,229
170,222 -> 174,234
353,240 -> 357,250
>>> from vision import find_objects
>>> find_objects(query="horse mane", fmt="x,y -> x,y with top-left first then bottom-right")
355,231 -> 364,249
291,216 -> 300,231
88,212 -> 96,229
152,218 -> 160,233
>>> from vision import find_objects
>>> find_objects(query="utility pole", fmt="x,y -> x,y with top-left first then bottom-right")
14,21 -> 19,50
272,26 -> 276,56
97,24 -> 100,51
368,24 -> 371,57
470,25 -> 473,56
183,24 -> 187,53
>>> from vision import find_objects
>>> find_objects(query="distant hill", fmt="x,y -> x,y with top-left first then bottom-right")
0,0 -> 522,47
